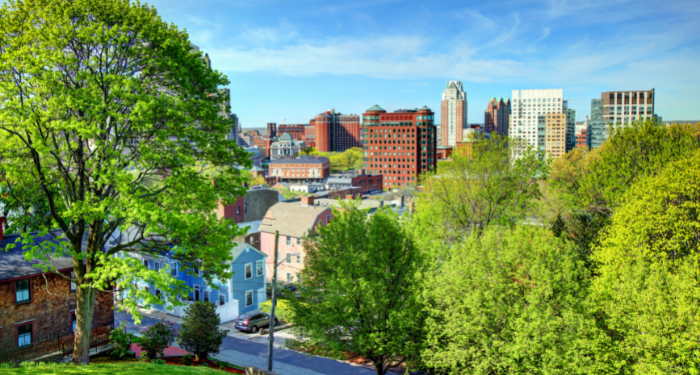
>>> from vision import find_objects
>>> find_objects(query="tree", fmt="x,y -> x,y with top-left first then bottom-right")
0,0 -> 249,363
414,134 -> 546,245
288,202 -> 425,375
298,146 -> 319,156
420,225 -> 609,375
177,301 -> 229,360
590,150 -> 700,373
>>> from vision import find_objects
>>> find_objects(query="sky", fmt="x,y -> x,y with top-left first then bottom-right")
143,0 -> 700,127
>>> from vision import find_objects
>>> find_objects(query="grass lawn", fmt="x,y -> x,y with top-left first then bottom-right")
0,362 -> 227,374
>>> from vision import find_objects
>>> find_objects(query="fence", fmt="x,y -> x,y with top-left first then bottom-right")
0,330 -> 112,365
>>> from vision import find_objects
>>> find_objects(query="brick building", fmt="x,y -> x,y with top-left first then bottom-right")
277,125 -> 307,141
312,109 -> 361,152
485,97 -> 512,135
0,228 -> 114,355
545,113 -> 567,159
253,137 -> 272,160
259,197 -> 333,284
362,104 -> 437,189
268,156 -> 330,183
325,171 -> 383,194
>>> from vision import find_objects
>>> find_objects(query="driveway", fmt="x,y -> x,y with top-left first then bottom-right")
115,310 -> 375,375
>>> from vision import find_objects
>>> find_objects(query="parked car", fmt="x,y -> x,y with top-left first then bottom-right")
234,312 -> 278,333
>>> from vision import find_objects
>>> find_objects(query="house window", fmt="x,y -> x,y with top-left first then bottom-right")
287,273 -> 293,283
203,290 -> 210,302
326,214 -> 331,223
170,263 -> 177,277
143,259 -> 149,269
286,236 -> 291,246
245,291 -> 253,307
256,260 -> 264,277
16,322 -> 32,348
236,206 -> 240,215
286,253 -> 291,264
70,271 -> 76,292
71,312 -> 76,333
245,263 -> 252,279
15,279 -> 30,304
297,254 -> 301,264
156,289 -> 162,298
219,295 -> 226,306
194,286 -> 200,301
155,262 -> 161,271
296,237 -> 301,245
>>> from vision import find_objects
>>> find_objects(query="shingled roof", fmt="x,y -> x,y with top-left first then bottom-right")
259,202 -> 331,238
0,231 -> 74,281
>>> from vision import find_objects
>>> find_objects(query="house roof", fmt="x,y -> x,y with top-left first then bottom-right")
230,242 -> 267,262
250,165 -> 265,172
0,231 -> 74,281
259,202 -> 330,237
236,220 -> 263,235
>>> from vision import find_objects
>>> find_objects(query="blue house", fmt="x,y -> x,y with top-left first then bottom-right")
130,242 -> 267,323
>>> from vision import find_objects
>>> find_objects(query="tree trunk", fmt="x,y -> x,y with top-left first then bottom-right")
73,286 -> 97,364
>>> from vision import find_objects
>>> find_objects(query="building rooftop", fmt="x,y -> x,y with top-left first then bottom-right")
229,242 -> 266,263
366,104 -> 385,112
269,156 -> 330,165
259,202 -> 330,238
0,231 -> 74,281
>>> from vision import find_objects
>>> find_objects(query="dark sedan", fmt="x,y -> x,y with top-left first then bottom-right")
234,312 -> 278,333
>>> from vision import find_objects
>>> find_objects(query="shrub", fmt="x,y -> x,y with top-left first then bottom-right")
260,299 -> 295,323
182,354 -> 193,366
214,359 -> 227,369
177,301 -> 229,360
138,319 -> 177,360
152,358 -> 166,365
109,322 -> 132,360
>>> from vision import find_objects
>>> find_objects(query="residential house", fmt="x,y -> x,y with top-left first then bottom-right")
259,196 -> 333,284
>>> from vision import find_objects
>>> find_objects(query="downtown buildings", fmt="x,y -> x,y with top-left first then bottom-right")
362,105 -> 437,189
311,109 -> 361,152
440,81 -> 468,146
484,97 -> 511,135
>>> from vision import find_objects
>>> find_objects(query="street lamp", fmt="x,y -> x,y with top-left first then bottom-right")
267,230 -> 300,372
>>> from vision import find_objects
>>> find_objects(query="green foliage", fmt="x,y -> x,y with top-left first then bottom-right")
177,301 -> 229,360
109,322 -> 132,360
288,201 -> 425,375
420,225 -> 609,375
260,299 -> 294,323
0,362 -> 229,373
151,359 -> 166,365
182,354 -> 194,366
298,146 -> 363,171
0,0 -> 249,361
139,319 -> 177,360
590,151 -> 700,373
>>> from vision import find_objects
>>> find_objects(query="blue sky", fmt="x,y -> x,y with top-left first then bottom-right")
144,0 -> 700,127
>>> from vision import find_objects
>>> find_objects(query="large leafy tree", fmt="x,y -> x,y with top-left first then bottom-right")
420,225 -> 609,375
289,203 -> 425,375
591,150 -> 700,373
0,0 -> 249,363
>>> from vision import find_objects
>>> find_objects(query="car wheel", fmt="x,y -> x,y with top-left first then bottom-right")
251,325 -> 258,333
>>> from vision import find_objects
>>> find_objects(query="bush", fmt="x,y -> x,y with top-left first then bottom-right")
260,299 -> 294,323
214,359 -> 227,369
177,301 -> 229,360
138,319 -> 177,360
152,358 -> 166,365
182,354 -> 193,366
108,322 -> 132,360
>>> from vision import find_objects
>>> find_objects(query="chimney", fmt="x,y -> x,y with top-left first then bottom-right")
0,216 -> 5,241
301,195 -> 315,207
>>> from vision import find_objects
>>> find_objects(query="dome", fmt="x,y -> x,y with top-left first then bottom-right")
366,104 -> 385,112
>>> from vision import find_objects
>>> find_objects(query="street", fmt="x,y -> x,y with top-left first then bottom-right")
115,310 -> 376,375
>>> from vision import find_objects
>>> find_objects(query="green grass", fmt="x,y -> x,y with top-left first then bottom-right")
0,362 -> 226,374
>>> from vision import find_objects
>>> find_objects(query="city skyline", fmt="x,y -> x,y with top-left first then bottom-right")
143,0 -> 700,127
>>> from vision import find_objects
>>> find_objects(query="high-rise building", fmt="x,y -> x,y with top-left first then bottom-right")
589,99 -> 605,149
484,97 -> 511,135
564,101 -> 576,153
511,89 -> 565,152
267,123 -> 277,139
545,113 -> 567,159
440,81 -> 468,146
601,89 -> 655,128
575,117 -> 590,149
312,109 -> 361,152
362,105 -> 436,189
277,124 -> 307,141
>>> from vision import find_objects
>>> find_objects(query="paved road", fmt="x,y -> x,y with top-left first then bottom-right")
115,311 -> 375,375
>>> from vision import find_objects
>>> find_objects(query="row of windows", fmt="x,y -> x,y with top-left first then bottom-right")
13,273 -> 76,306
6,312 -> 78,348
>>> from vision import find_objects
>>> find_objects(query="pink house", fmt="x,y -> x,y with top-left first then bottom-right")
259,196 -> 333,284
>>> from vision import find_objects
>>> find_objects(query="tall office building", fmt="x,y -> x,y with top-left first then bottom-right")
564,101 -> 576,153
312,109 -> 361,152
362,105 -> 436,189
601,89 -> 655,127
267,123 -> 277,139
589,99 -> 605,149
440,81 -> 468,146
484,97 -> 511,135
511,89 -> 565,152
545,113 -> 567,159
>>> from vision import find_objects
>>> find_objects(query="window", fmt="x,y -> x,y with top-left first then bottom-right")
245,263 -> 252,279
70,271 -> 76,292
170,263 -> 177,277
15,279 -> 30,304
326,214 -> 331,223
71,312 -> 76,333
194,286 -> 200,301
17,322 -> 32,348
155,262 -> 161,271
296,237 -> 301,245
236,206 -> 240,215
245,291 -> 253,307
219,294 -> 226,306
203,290 -> 210,302
286,253 -> 291,264
287,273 -> 293,283
156,289 -> 162,298
143,259 -> 149,269
286,236 -> 291,246
256,260 -> 264,277
297,254 -> 301,264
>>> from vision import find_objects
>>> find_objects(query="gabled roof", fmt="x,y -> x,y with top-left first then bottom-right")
250,165 -> 265,172
0,231 -> 75,281
366,104 -> 385,112
259,202 -> 331,238
230,242 -> 267,262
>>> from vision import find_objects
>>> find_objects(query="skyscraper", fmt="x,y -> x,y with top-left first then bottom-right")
312,108 -> 361,152
589,99 -> 605,149
484,97 -> 511,135
511,89 -> 564,152
440,81 -> 467,146
601,89 -> 655,127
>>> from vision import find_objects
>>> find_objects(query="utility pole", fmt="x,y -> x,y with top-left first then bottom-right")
267,230 -> 279,372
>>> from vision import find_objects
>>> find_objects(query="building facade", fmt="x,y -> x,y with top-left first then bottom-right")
268,156 -> 331,183
440,81 -> 468,146
267,123 -> 277,139
277,125 -> 306,141
575,118 -> 590,149
484,97 -> 511,135
361,105 -> 437,189
589,99 -> 605,149
270,133 -> 307,160
545,113 -> 567,159
253,137 -> 272,160
312,109 -> 361,152
601,89 -> 655,128
325,171 -> 383,194
564,101 -> 576,153
511,89 -> 565,152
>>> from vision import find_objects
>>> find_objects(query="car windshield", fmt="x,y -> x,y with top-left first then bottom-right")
238,315 -> 250,320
